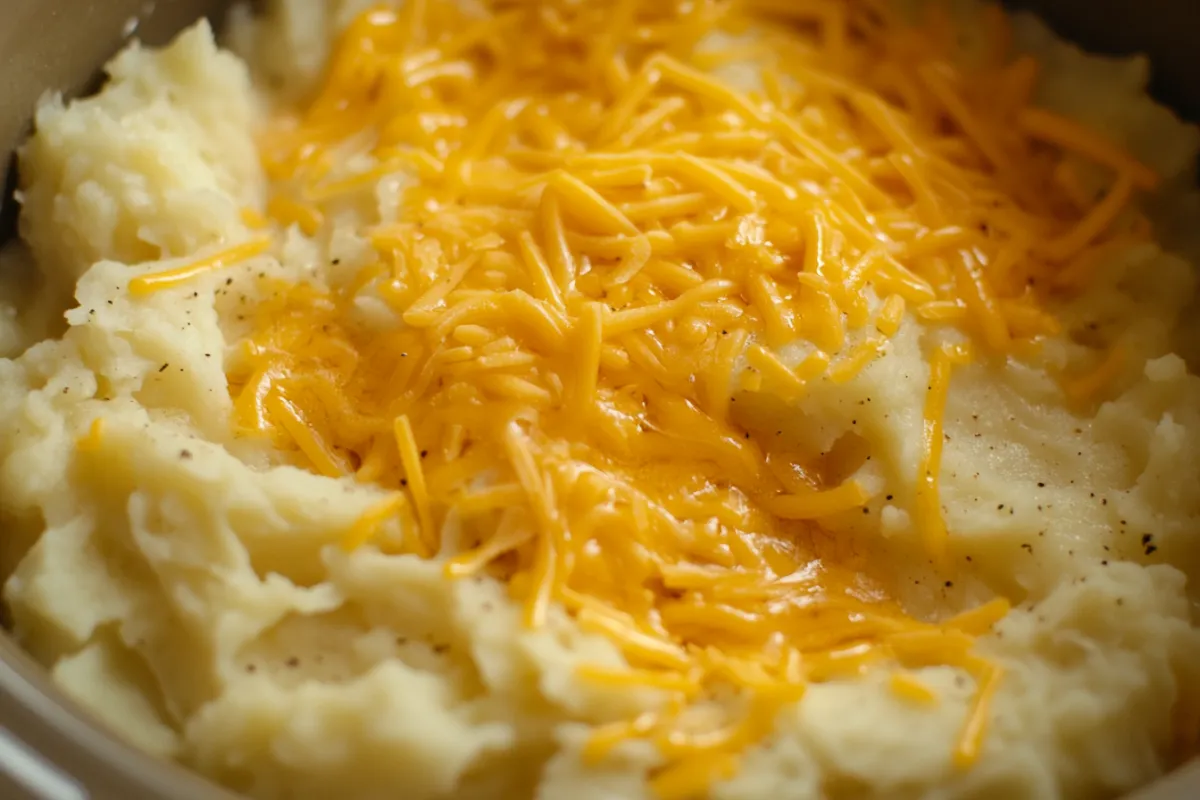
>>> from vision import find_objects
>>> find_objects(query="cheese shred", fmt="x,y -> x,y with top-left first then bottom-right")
129,238 -> 272,296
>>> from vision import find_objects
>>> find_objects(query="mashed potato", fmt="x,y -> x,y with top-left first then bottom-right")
1,1 -> 1199,799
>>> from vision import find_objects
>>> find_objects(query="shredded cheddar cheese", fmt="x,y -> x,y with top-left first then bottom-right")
341,493 -> 407,552
915,342 -> 973,565
955,662 -> 1005,768
1062,343 -> 1128,405
890,671 -> 939,706
196,0 -> 1162,793
76,418 -> 106,454
1017,107 -> 1160,192
129,238 -> 272,296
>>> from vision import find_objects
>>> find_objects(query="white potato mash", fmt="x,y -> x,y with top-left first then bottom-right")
1,1 -> 1198,799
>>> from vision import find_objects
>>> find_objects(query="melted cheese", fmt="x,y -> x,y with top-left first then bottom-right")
199,0 -> 1160,792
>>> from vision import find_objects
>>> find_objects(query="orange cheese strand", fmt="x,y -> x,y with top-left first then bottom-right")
129,238 -> 271,296
1039,173 -> 1138,263
764,481 -> 872,520
915,343 -> 973,564
240,207 -> 269,229
946,598 -> 1013,635
890,671 -> 939,705
267,392 -> 348,478
650,753 -> 741,800
76,418 -> 106,454
219,0 -> 1161,792
341,494 -> 406,552
955,664 -> 1005,768
1018,107 -> 1160,191
394,414 -> 437,557
1062,343 -> 1128,404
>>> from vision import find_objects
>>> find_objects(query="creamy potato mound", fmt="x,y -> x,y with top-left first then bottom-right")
1,1 -> 1199,799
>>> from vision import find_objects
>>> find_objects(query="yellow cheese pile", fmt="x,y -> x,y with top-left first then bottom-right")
132,0 -> 1158,794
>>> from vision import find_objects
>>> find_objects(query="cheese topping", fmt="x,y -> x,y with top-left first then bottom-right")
145,0 -> 1158,792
